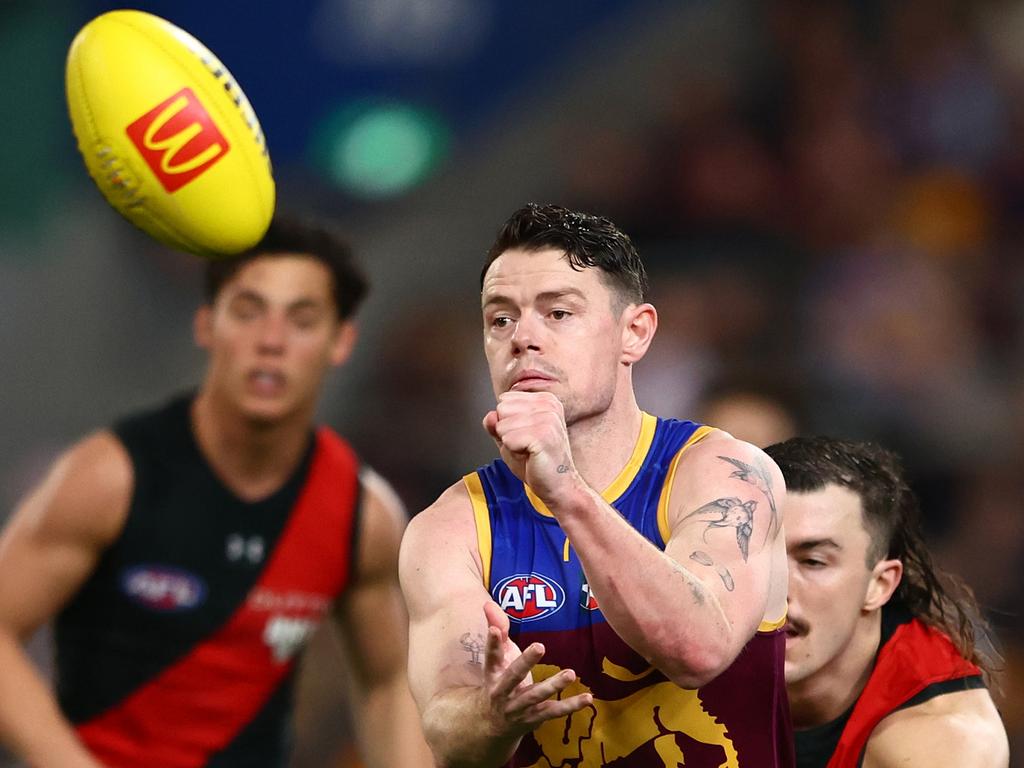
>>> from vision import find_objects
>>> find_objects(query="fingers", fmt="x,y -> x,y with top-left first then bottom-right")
482,410 -> 500,443
529,691 -> 594,722
483,600 -> 509,636
508,667 -> 576,708
506,669 -> 594,728
491,642 -> 545,698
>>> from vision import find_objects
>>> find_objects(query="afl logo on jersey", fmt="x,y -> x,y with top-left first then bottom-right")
120,565 -> 207,612
493,573 -> 565,622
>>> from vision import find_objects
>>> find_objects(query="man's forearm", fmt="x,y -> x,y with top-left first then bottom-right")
0,631 -> 103,768
352,670 -> 432,768
421,686 -> 521,768
550,483 -> 735,688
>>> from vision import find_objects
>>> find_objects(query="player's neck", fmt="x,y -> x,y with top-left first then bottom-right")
788,614 -> 881,729
566,390 -> 644,493
190,389 -> 313,502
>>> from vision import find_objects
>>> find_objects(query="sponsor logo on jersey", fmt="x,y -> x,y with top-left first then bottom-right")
248,587 -> 331,614
125,87 -> 230,193
120,565 -> 206,611
580,581 -> 600,611
263,615 -> 318,662
226,533 -> 265,564
493,573 -> 565,622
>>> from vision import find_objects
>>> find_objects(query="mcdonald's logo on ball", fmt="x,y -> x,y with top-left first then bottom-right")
126,88 -> 229,193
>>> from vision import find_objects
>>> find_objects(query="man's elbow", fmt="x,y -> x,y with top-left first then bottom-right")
659,643 -> 736,689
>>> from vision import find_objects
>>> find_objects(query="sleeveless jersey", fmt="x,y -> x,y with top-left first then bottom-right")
54,395 -> 362,768
466,413 -> 794,768
795,603 -> 984,768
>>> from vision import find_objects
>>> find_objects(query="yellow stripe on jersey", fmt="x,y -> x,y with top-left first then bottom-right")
656,426 -> 717,545
758,612 -> 787,633
524,412 -> 659,517
563,536 -> 570,562
463,472 -> 492,591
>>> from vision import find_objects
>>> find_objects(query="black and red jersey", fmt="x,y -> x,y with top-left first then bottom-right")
54,395 -> 362,768
794,603 -> 984,768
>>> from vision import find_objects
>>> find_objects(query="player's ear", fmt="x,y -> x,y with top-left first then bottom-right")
864,558 -> 902,611
621,302 -> 657,365
194,305 -> 213,349
329,320 -> 358,366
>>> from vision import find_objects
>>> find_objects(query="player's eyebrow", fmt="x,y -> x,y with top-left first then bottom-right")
482,288 -> 586,310
790,538 -> 842,552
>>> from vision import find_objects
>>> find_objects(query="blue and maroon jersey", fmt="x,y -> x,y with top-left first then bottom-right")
466,413 -> 794,767
54,395 -> 361,768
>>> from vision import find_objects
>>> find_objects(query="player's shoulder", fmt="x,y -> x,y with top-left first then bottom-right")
865,687 -> 1009,768
399,479 -> 485,608
404,479 -> 475,547
673,428 -> 785,494
680,427 -> 777,466
26,429 -> 134,546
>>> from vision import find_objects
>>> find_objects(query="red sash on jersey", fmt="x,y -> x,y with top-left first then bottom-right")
827,618 -> 981,768
77,428 -> 360,768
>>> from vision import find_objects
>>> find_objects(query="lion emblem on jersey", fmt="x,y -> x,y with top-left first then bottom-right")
521,662 -> 739,767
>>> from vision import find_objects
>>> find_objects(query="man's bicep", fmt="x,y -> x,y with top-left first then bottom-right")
399,497 -> 492,710
664,437 -> 782,635
0,432 -> 130,637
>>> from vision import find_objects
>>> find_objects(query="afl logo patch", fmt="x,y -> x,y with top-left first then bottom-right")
120,565 -> 207,612
493,573 -> 565,622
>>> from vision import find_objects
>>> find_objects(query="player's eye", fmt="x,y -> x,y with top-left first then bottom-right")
549,309 -> 571,320
492,316 -> 513,329
230,297 -> 262,320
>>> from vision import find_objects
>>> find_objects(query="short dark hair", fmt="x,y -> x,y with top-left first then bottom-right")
204,214 -> 368,320
481,203 -> 648,308
765,435 -> 997,681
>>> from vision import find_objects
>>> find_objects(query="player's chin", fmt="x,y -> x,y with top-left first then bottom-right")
237,393 -> 294,425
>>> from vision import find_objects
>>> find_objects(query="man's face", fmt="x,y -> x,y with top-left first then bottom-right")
784,484 -> 877,685
196,254 -> 350,424
481,248 -> 626,424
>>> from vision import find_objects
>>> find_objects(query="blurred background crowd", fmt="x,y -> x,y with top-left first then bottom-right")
2,0 -> 1023,764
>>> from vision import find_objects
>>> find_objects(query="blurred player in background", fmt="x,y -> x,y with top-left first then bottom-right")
402,203 -> 794,766
0,217 -> 430,767
765,436 -> 1008,767
695,376 -> 802,449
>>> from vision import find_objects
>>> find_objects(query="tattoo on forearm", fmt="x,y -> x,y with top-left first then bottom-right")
689,550 -> 736,592
683,497 -> 756,561
717,455 -> 778,543
460,632 -> 485,665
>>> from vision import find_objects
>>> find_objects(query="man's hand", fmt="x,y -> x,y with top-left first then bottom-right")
482,392 -> 580,504
478,601 -> 592,739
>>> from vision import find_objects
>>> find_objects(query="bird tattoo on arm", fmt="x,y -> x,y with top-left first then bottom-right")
717,455 -> 779,544
683,497 -> 757,561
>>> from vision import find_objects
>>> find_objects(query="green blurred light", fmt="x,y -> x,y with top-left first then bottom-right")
313,102 -> 448,199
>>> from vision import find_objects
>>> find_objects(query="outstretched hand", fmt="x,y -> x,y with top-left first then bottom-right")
478,601 -> 592,738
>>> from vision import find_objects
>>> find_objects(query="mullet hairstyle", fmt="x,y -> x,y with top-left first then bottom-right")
204,213 -> 368,321
481,203 -> 649,311
765,435 -> 1000,684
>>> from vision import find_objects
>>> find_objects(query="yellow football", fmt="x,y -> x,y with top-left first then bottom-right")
65,10 -> 274,257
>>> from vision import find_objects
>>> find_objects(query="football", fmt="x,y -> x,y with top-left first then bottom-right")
65,10 -> 274,257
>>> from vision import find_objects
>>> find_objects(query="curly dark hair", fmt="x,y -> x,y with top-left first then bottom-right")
765,435 -> 999,682
204,213 -> 368,321
481,203 -> 648,309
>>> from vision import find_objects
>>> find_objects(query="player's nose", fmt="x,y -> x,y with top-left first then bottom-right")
510,313 -> 542,354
